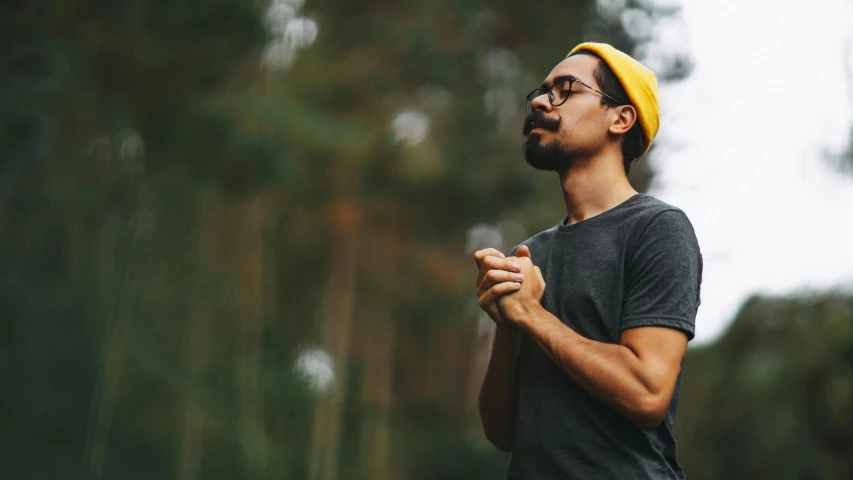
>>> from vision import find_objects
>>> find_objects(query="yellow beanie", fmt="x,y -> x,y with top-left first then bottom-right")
567,43 -> 659,155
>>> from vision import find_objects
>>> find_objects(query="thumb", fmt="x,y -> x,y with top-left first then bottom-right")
534,266 -> 545,285
516,245 -> 531,259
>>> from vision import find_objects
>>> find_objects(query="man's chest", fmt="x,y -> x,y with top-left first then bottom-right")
536,234 -> 630,342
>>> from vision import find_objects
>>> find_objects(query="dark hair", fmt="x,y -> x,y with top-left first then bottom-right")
571,52 -> 645,174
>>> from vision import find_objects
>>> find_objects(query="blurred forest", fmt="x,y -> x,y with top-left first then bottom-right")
1,0 -> 852,479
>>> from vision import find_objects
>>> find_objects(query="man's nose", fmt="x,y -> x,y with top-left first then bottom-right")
529,92 -> 552,113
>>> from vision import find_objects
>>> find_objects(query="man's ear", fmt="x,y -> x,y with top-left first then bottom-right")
609,105 -> 637,136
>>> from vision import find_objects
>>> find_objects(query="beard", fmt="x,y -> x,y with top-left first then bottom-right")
524,133 -> 574,171
522,111 -> 573,171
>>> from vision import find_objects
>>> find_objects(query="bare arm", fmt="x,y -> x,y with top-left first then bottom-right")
495,250 -> 688,431
472,247 -> 529,451
501,297 -> 687,431
495,216 -> 699,431
477,324 -> 522,451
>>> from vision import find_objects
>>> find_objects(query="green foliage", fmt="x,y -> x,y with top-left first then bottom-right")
1,0 -> 700,478
676,293 -> 853,480
392,425 -> 509,480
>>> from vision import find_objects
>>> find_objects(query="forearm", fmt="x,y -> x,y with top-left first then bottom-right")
506,302 -> 669,430
478,324 -> 522,451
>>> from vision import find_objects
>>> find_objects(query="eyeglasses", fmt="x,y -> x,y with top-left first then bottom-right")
525,76 -> 624,116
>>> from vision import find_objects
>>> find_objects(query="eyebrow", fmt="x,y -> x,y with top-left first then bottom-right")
540,75 -> 581,90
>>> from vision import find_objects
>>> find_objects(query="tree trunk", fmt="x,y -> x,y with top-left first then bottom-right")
175,192 -> 271,479
308,199 -> 362,480
176,197 -> 220,480
85,207 -> 149,480
357,230 -> 399,480
231,194 -> 270,478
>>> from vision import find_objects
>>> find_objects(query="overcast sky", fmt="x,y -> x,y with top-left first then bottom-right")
646,0 -> 853,344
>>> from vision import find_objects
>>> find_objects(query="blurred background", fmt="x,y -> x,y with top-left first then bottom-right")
3,0 -> 853,478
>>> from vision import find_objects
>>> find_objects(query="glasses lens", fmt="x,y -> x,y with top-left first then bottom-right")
526,88 -> 545,116
550,78 -> 573,107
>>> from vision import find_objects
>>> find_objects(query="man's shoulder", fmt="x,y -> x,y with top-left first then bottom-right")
629,193 -> 689,220
626,195 -> 701,261
623,194 -> 696,235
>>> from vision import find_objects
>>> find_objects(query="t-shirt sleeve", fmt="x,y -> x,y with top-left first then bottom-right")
621,210 -> 703,340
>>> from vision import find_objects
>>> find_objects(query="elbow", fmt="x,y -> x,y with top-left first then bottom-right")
479,409 -> 514,452
484,430 -> 513,452
627,395 -> 668,431
632,412 -> 666,432
478,399 -> 515,452
479,416 -> 513,452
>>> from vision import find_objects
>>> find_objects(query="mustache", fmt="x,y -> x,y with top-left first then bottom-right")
522,111 -> 560,136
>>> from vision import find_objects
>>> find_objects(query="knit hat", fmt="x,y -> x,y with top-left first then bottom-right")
567,42 -> 659,154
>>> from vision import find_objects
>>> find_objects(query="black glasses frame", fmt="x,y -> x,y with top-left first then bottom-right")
526,76 -> 624,116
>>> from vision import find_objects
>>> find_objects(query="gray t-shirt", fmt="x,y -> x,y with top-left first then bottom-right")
507,193 -> 703,480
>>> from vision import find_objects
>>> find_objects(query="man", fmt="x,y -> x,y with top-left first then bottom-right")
475,43 -> 703,479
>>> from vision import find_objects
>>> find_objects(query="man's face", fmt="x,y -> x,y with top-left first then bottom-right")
523,54 -> 613,171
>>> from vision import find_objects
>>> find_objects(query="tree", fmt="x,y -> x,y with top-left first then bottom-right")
1,0 -> 693,478
675,293 -> 853,480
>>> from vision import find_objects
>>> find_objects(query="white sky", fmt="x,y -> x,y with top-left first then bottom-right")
647,0 -> 853,344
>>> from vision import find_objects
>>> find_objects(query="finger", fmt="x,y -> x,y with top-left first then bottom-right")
473,248 -> 505,267
477,256 -> 522,286
507,256 -> 534,274
516,245 -> 531,259
478,281 -> 522,307
515,256 -> 534,268
477,269 -> 525,295
534,266 -> 545,286
482,255 -> 522,273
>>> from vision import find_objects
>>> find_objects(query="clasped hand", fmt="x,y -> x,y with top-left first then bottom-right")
473,245 -> 546,327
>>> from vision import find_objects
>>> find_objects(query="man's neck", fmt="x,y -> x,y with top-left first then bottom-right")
558,153 -> 638,226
